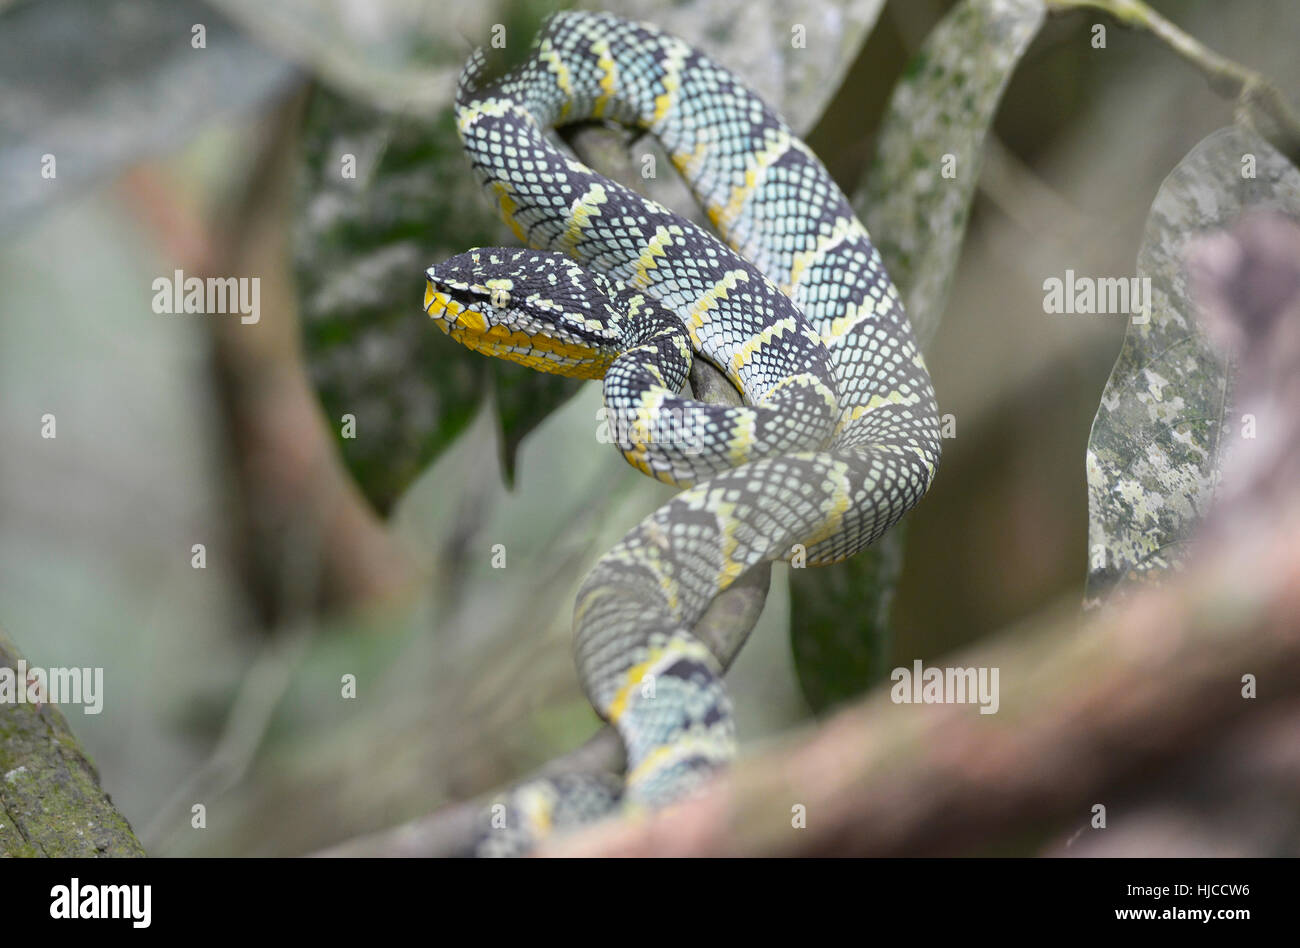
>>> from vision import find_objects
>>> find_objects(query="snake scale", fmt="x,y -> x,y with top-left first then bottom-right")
424,10 -> 940,854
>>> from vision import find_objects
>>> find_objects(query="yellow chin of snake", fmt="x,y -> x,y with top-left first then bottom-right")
425,283 -> 612,380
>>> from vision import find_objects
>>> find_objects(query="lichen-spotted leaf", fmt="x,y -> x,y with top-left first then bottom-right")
1085,126 -> 1300,605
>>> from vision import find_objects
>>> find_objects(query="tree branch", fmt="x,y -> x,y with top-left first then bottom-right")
0,628 -> 145,857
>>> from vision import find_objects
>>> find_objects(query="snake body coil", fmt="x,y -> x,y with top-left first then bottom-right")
425,11 -> 941,853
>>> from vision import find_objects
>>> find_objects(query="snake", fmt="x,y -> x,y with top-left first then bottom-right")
424,10 -> 941,854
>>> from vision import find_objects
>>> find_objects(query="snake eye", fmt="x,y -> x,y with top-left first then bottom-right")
489,286 -> 510,309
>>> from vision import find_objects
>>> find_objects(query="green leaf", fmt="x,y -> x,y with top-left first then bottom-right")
1084,126 -> 1300,605
293,88 -> 580,511
789,524 -> 906,711
204,0 -> 473,113
792,0 -> 1045,713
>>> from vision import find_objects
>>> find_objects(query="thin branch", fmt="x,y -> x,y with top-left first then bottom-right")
141,621 -> 314,851
1046,0 -> 1300,161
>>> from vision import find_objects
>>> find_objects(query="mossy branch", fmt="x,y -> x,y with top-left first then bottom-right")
0,629 -> 145,857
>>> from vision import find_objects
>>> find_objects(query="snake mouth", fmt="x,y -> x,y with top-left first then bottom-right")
423,274 -> 488,334
423,278 -> 613,379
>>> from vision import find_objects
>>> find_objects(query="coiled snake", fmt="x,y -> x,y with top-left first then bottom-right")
424,10 -> 941,854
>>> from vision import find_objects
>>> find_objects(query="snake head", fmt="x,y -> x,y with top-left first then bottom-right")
425,248 -> 624,379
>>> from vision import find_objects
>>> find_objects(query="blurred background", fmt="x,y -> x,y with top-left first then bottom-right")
2,0 -> 1297,856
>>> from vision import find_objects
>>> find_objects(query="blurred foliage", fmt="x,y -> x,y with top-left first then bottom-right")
1085,126 -> 1300,604
3,0 -> 1300,856
205,0 -> 480,113
0,0 -> 296,237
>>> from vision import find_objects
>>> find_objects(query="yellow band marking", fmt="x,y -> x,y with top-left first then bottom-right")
707,132 -> 795,235
516,785 -> 556,836
561,181 -> 609,257
830,390 -> 920,439
650,40 -> 689,129
671,140 -> 711,183
714,499 -> 748,588
538,40 -> 574,121
606,638 -> 713,723
487,180 -> 527,244
730,315 -> 798,373
591,39 -> 619,118
456,98 -> 535,136
629,387 -> 667,446
725,409 -> 756,467
686,269 -> 749,344
797,460 -> 853,549
760,372 -> 839,414
622,443 -> 654,478
820,300 -> 871,346
784,215 -> 861,299
631,225 -> 678,288
626,735 -> 733,786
